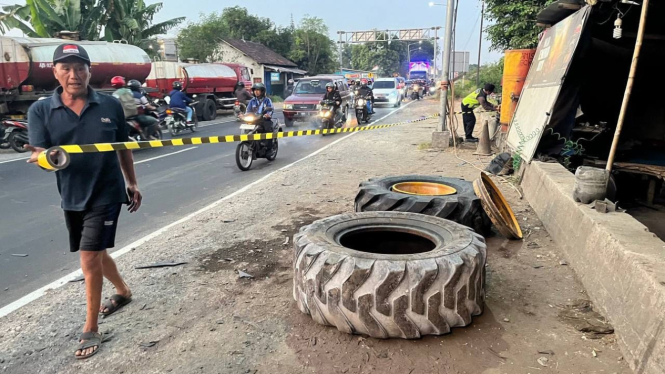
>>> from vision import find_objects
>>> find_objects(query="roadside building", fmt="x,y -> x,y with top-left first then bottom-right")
216,39 -> 306,97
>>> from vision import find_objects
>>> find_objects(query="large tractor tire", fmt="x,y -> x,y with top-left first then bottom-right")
354,175 -> 491,236
293,211 -> 486,339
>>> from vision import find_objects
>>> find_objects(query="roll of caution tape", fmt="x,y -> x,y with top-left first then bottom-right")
37,146 -> 71,172
40,114 -> 440,171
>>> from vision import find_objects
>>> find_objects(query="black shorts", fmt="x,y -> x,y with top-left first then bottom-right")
64,204 -> 122,252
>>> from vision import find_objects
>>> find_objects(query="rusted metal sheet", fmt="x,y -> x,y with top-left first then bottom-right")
473,173 -> 523,240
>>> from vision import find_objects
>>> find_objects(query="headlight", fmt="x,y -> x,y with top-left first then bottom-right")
320,111 -> 331,118
413,85 -> 419,90
284,104 -> 293,110
316,104 -> 322,110
358,99 -> 366,105
244,115 -> 256,122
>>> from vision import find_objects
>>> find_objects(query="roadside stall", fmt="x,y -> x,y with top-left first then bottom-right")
507,0 -> 665,238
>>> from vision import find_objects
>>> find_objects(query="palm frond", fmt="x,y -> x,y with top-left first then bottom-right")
140,17 -> 184,37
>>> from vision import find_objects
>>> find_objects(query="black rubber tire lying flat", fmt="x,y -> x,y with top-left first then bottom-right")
293,212 -> 487,339
354,175 -> 491,236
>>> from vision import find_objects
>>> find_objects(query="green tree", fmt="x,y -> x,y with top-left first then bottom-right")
485,0 -> 555,51
289,15 -> 337,75
0,0 -> 104,40
177,7 -> 289,63
0,0 -> 182,47
103,0 -> 184,50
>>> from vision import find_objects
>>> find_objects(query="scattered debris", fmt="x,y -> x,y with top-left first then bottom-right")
559,300 -> 614,339
527,242 -> 540,249
224,258 -> 234,262
283,237 -> 290,246
538,350 -> 555,355
223,219 -> 236,223
533,265 -> 544,269
139,341 -> 159,348
377,352 -> 389,359
140,304 -> 148,311
559,260 -> 569,266
134,262 -> 187,269
592,349 -> 598,357
537,357 -> 549,367
238,270 -> 254,279
310,337 -> 317,346
69,275 -> 85,283
216,320 -> 224,324
10,254 -> 28,257
503,318 -> 510,322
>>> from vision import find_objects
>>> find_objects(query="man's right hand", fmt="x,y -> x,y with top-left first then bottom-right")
24,144 -> 46,164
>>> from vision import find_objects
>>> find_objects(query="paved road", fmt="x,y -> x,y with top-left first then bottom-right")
0,105 -> 404,308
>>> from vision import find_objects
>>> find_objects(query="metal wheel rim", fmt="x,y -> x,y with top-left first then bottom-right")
239,143 -> 252,168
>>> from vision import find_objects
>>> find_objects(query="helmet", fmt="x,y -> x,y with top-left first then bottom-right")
111,76 -> 125,89
173,81 -> 183,90
360,79 -> 368,87
288,79 -> 294,85
325,82 -> 334,90
237,81 -> 245,88
251,82 -> 266,96
128,79 -> 141,91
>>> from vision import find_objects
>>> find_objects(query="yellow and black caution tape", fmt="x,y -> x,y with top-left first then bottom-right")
38,114 -> 440,171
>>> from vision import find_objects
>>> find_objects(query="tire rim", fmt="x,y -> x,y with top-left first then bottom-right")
391,182 -> 457,196
239,143 -> 252,168
473,173 -> 522,239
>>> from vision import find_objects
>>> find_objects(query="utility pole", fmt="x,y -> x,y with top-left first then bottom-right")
433,27 -> 439,78
338,32 -> 344,72
476,0 -> 484,87
438,1 -> 456,132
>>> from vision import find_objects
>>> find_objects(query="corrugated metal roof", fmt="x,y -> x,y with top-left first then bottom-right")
223,39 -> 297,67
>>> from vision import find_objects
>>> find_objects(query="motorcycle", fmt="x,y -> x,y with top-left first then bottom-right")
126,116 -> 163,142
235,109 -> 281,171
165,102 -> 199,137
319,99 -> 343,135
147,99 -> 168,130
354,94 -> 373,124
1,119 -> 29,153
409,84 -> 422,100
233,101 -> 247,121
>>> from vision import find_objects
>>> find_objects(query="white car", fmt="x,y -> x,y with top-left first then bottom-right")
371,78 -> 402,107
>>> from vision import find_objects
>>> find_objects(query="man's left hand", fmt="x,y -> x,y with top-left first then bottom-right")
126,184 -> 142,213
263,114 -> 272,119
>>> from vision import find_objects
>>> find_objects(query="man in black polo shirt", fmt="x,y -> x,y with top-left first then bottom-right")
25,44 -> 142,359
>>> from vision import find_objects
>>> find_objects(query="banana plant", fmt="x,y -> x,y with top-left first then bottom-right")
0,0 -> 103,40
102,0 -> 184,48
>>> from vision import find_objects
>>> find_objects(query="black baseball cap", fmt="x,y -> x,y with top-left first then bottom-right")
53,43 -> 91,65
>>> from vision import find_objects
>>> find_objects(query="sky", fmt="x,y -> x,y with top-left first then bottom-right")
2,0 -> 503,66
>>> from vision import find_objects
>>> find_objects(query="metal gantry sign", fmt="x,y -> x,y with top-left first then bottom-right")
336,27 -> 441,76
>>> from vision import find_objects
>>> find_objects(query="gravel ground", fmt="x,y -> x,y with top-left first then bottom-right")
0,99 -> 630,374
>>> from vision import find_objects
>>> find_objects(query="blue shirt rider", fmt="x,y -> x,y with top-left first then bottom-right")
168,81 -> 193,123
244,82 -> 275,151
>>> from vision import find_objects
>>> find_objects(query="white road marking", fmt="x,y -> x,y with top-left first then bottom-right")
134,147 -> 197,164
0,101 -> 414,319
0,155 -> 30,164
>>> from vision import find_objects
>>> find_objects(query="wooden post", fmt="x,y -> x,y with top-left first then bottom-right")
606,0 -> 650,172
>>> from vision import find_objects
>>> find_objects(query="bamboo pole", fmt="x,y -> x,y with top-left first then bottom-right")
606,0 -> 650,172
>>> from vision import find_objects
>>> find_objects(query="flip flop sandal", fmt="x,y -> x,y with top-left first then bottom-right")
100,294 -> 132,317
75,332 -> 103,360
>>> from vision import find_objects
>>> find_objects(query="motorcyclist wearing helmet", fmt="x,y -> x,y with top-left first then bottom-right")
322,82 -> 343,124
127,79 -> 158,135
169,81 -> 194,123
111,76 -> 153,140
244,82 -> 274,151
358,79 -> 375,114
234,82 -> 252,106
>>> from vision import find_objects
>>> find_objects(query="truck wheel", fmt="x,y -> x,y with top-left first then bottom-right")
293,211 -> 486,339
203,99 -> 217,121
354,175 -> 491,236
284,118 -> 294,127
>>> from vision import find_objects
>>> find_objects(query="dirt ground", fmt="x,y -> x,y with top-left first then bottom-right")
0,99 -> 630,374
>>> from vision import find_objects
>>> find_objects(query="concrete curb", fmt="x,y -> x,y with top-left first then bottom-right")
521,161 -> 665,374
